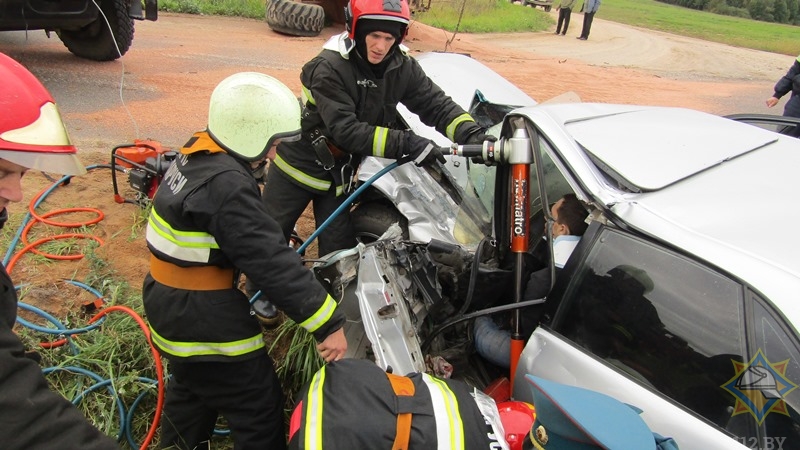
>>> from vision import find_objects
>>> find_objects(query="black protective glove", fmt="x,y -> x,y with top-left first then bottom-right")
400,134 -> 446,167
464,126 -> 497,145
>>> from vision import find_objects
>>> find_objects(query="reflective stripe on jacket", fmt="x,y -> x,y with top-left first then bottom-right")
143,131 -> 345,362
288,359 -> 506,450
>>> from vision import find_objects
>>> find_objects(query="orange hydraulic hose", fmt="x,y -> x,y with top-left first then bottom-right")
89,306 -> 165,450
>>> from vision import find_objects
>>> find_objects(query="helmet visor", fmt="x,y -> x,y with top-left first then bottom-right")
0,149 -> 86,176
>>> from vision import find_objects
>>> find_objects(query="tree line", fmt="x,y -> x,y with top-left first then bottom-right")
657,0 -> 799,24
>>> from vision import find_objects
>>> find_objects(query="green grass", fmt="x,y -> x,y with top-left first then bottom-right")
600,0 -> 798,55
159,0 -> 265,17
415,0 -> 553,32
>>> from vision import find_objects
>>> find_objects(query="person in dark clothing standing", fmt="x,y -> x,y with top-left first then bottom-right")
143,72 -> 347,450
766,53 -> 800,137
577,0 -> 602,40
0,51 -> 119,450
261,0 -> 493,259
555,0 -> 577,36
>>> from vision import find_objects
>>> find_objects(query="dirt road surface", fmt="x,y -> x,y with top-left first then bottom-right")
0,12 -> 794,315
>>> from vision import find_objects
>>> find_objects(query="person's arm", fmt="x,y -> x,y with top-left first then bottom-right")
0,290 -> 119,449
304,56 -> 408,160
769,56 -> 800,104
188,170 -> 346,348
399,57 -> 484,145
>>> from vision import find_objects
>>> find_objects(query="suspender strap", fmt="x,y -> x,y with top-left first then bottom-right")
149,255 -> 235,290
386,372 -> 416,450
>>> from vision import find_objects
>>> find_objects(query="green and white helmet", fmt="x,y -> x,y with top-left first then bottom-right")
207,72 -> 301,161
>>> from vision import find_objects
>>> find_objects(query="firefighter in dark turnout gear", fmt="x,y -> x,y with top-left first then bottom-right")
261,0 -> 493,258
287,359 -> 509,449
143,72 -> 347,450
0,52 -> 118,449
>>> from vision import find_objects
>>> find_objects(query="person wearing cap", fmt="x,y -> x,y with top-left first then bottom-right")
0,52 -> 119,449
141,72 -> 347,450
765,53 -> 800,137
522,375 -> 679,449
260,0 -> 493,260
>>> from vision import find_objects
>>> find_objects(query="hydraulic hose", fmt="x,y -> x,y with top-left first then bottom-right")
8,166 -> 165,450
250,160 -> 403,304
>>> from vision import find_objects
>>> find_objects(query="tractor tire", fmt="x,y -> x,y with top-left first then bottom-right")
266,0 -> 325,37
351,201 -> 408,244
58,0 -> 134,61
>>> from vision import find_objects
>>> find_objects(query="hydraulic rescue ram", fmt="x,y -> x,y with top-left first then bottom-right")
450,129 -> 533,388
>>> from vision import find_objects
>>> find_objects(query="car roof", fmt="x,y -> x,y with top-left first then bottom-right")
516,103 -> 800,326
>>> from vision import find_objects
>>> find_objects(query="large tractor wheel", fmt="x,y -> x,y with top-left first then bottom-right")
266,0 -> 325,37
58,0 -> 134,61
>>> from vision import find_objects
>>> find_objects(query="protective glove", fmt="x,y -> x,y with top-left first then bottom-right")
252,297 -> 282,329
399,133 -> 446,167
464,126 -> 497,145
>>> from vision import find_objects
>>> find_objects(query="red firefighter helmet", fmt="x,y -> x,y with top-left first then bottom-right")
497,401 -> 536,450
345,0 -> 411,41
0,52 -> 85,175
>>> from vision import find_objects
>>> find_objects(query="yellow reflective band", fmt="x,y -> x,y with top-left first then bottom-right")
274,154 -> 332,191
372,127 -> 389,158
335,185 -> 344,197
302,84 -> 316,106
422,373 -> 465,450
304,365 -> 327,449
149,326 -> 265,358
299,294 -> 337,333
446,114 -> 475,142
146,209 -> 218,263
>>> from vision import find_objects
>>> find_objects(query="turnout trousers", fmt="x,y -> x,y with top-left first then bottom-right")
261,167 -> 357,257
159,353 -> 286,450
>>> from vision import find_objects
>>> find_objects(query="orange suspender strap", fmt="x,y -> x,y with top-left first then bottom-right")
386,372 -> 416,450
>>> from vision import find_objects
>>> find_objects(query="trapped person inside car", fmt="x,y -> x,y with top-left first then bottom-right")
0,51 -> 119,450
473,194 -> 589,369
260,0 -> 493,259
765,53 -> 800,137
142,72 -> 346,450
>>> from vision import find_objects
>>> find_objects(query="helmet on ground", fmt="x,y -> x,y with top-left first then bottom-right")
0,52 -> 85,175
207,72 -> 301,162
345,0 -> 411,42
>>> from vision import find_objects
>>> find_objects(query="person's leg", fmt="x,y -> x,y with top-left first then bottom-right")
262,168 -> 314,243
562,8 -> 571,34
583,12 -> 595,39
313,187 -> 357,257
555,9 -> 565,34
212,355 -> 287,450
473,316 -> 511,368
159,361 -> 218,450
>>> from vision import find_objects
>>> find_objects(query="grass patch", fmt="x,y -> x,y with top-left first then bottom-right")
415,0 -> 553,32
602,0 -> 799,55
159,0 -> 265,17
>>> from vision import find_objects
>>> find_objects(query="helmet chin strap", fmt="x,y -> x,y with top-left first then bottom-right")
0,207 -> 7,230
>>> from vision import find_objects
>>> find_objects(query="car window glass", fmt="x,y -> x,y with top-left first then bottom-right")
554,229 -> 747,430
740,297 -> 800,448
532,136 -> 573,217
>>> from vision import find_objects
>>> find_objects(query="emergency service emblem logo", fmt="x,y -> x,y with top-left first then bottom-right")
721,349 -> 797,424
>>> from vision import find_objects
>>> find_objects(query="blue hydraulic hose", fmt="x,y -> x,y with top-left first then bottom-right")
250,160 -> 401,304
42,366 -> 127,441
